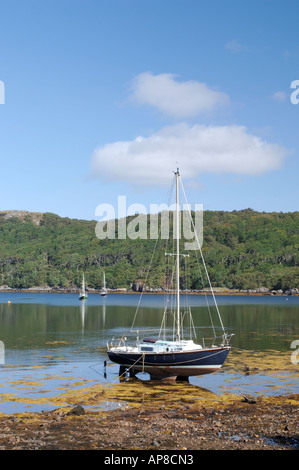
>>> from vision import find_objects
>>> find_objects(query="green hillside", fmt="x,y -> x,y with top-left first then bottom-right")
0,209 -> 298,293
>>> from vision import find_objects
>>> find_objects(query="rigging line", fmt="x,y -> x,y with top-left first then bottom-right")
182,253 -> 197,340
179,197 -> 216,338
193,244 -> 217,339
108,352 -> 148,382
130,229 -> 160,333
179,178 -> 226,335
174,182 -> 216,337
138,348 -> 227,367
131,173 -> 176,333
174,348 -> 228,365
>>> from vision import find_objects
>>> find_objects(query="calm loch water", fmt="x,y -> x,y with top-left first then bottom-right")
0,292 -> 298,413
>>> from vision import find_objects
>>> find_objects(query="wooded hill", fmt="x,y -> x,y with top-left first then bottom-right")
0,209 -> 298,292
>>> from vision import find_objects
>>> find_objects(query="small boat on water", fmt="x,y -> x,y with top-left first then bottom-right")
107,168 -> 233,381
101,272 -> 107,297
79,273 -> 88,301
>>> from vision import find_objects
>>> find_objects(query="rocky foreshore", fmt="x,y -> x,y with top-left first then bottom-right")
0,393 -> 298,450
0,285 -> 298,296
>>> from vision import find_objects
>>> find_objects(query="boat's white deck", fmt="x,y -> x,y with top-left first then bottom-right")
109,339 -> 203,354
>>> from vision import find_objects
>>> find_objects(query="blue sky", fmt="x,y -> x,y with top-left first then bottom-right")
0,0 -> 298,221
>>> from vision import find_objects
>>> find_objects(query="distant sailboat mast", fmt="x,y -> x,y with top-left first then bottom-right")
79,273 -> 87,301
101,271 -> 107,296
82,273 -> 85,290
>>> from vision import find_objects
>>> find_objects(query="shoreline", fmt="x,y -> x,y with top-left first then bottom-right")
0,287 -> 298,296
0,391 -> 297,450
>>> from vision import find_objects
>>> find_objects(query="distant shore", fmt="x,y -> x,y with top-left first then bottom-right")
0,286 -> 298,296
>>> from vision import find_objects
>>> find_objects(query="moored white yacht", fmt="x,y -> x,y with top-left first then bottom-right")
107,168 -> 232,380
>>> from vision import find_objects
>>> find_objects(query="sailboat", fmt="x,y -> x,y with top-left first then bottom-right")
79,273 -> 88,301
107,169 -> 232,381
101,272 -> 107,297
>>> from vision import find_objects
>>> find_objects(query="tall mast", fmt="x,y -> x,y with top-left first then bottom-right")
175,168 -> 180,341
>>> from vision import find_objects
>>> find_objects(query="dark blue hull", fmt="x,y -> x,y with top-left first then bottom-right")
107,346 -> 230,379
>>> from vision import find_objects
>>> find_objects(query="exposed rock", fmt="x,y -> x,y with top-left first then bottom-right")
66,405 -> 85,416
0,210 -> 43,225
132,281 -> 146,292
242,395 -> 257,404
0,394 -> 297,450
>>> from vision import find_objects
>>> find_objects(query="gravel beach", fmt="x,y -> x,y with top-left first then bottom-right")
0,392 -> 297,451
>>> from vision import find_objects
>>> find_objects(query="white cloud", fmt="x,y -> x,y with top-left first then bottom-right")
271,91 -> 288,102
225,39 -> 244,54
129,72 -> 230,118
90,124 -> 288,187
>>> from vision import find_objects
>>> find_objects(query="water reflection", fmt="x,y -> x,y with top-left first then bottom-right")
0,293 -> 297,414
0,294 -> 298,361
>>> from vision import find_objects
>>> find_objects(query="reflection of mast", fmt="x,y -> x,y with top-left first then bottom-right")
80,301 -> 86,331
102,303 -> 106,328
101,272 -> 107,297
